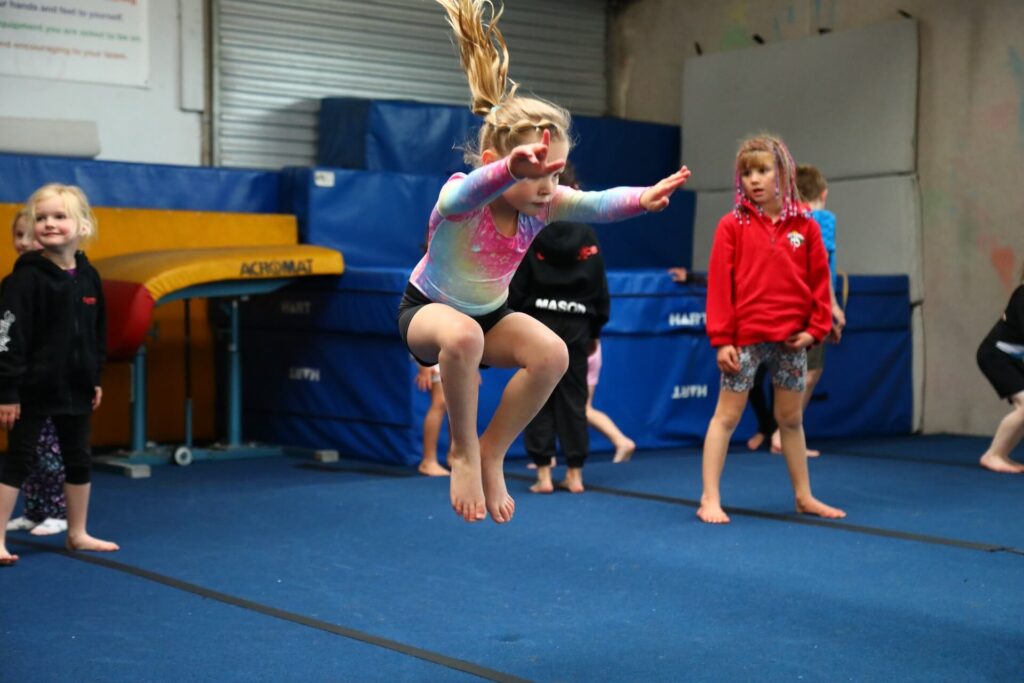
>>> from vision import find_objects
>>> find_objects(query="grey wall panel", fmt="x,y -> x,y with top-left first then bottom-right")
214,0 -> 608,169
681,20 -> 918,191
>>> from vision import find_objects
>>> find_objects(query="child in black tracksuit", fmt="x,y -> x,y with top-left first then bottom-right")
0,184 -> 118,566
509,210 -> 610,494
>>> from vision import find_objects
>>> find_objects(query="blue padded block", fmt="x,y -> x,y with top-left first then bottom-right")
281,166 -> 446,268
0,153 -> 280,212
241,270 -> 911,464
282,164 -> 693,269
319,97 -> 476,178
241,331 -> 411,427
240,267 -> 410,336
317,98 -> 682,190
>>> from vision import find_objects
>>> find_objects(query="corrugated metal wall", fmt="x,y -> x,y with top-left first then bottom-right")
213,0 -> 609,169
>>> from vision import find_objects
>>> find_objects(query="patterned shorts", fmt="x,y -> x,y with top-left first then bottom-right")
721,342 -> 807,393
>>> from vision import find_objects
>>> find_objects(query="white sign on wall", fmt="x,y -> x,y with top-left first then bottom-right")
0,0 -> 148,87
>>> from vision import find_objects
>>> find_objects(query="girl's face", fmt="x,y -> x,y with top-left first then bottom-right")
33,195 -> 81,254
740,152 -> 778,206
498,136 -> 570,217
12,216 -> 40,255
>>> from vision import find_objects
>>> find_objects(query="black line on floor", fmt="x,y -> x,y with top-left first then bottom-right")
504,473 -> 1023,556
294,461 -> 417,479
8,538 -> 533,683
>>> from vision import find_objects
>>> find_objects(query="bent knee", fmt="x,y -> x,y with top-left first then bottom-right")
440,323 -> 485,364
526,336 -> 569,378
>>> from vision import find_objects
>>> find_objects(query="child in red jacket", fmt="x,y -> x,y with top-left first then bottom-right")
697,134 -> 845,524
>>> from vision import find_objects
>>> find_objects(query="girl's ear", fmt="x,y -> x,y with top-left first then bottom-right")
480,148 -> 499,165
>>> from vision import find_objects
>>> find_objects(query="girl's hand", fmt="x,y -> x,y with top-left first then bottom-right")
828,306 -> 846,343
415,366 -> 434,392
93,386 -> 103,410
785,332 -> 816,350
640,166 -> 692,212
717,345 -> 740,374
667,267 -> 689,283
0,403 -> 20,430
507,129 -> 566,180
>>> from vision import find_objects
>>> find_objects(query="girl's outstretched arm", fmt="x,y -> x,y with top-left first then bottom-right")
640,166 -> 692,212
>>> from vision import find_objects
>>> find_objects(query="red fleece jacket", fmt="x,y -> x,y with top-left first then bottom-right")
705,201 -> 832,348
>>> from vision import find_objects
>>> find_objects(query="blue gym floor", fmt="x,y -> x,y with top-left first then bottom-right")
3,435 -> 1023,682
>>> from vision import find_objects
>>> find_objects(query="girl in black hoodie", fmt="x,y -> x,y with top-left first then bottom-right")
0,184 -> 117,565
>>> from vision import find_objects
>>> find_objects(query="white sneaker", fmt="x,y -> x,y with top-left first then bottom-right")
6,516 -> 38,531
29,517 -> 68,536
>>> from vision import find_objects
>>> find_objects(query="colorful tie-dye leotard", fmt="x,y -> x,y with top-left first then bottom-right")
409,158 -> 647,316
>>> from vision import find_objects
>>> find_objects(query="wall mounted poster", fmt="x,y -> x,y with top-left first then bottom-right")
0,0 -> 149,86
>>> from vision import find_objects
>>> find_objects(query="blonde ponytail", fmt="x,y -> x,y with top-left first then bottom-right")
436,0 -> 572,166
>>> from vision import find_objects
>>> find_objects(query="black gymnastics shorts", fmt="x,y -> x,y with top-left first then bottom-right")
396,283 -> 515,367
977,335 -> 1024,401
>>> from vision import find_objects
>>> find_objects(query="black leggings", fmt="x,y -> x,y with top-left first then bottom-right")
748,365 -> 778,437
524,339 -> 589,469
2,414 -> 92,487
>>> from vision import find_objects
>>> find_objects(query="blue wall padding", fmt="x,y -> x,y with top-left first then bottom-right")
282,163 -> 694,269
0,153 -> 281,212
280,166 -> 446,268
239,268 -> 912,465
592,190 -> 695,269
318,97 -> 682,189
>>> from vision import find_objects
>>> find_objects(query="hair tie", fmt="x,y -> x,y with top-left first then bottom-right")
490,103 -> 502,114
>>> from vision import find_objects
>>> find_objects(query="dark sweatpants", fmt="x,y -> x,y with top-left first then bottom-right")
1,414 -> 92,487
524,338 -> 590,469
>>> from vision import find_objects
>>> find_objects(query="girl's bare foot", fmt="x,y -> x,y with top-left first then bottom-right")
418,461 -> 450,477
556,467 -> 584,493
481,452 -> 515,523
979,452 -> 1024,473
65,533 -> 120,552
529,466 -> 554,494
0,545 -> 19,565
795,496 -> 846,519
770,436 -> 819,457
697,496 -> 730,524
612,439 -> 636,463
449,451 -> 486,522
746,432 -> 766,451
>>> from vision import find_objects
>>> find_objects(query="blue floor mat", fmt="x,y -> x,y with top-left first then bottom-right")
4,438 -> 1023,682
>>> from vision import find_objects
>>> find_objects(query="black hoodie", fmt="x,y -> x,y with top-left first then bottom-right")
508,221 -> 610,344
0,250 -> 106,415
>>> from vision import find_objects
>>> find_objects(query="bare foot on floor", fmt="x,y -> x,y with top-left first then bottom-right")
557,468 -> 584,493
0,545 -> 19,566
979,452 -> 1024,474
418,461 -> 450,477
795,496 -> 846,519
530,467 -> 554,494
66,533 -> 120,553
449,452 -> 486,522
612,439 -> 636,464
697,498 -> 730,524
769,442 -> 820,458
746,432 -> 766,451
481,453 -> 515,523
